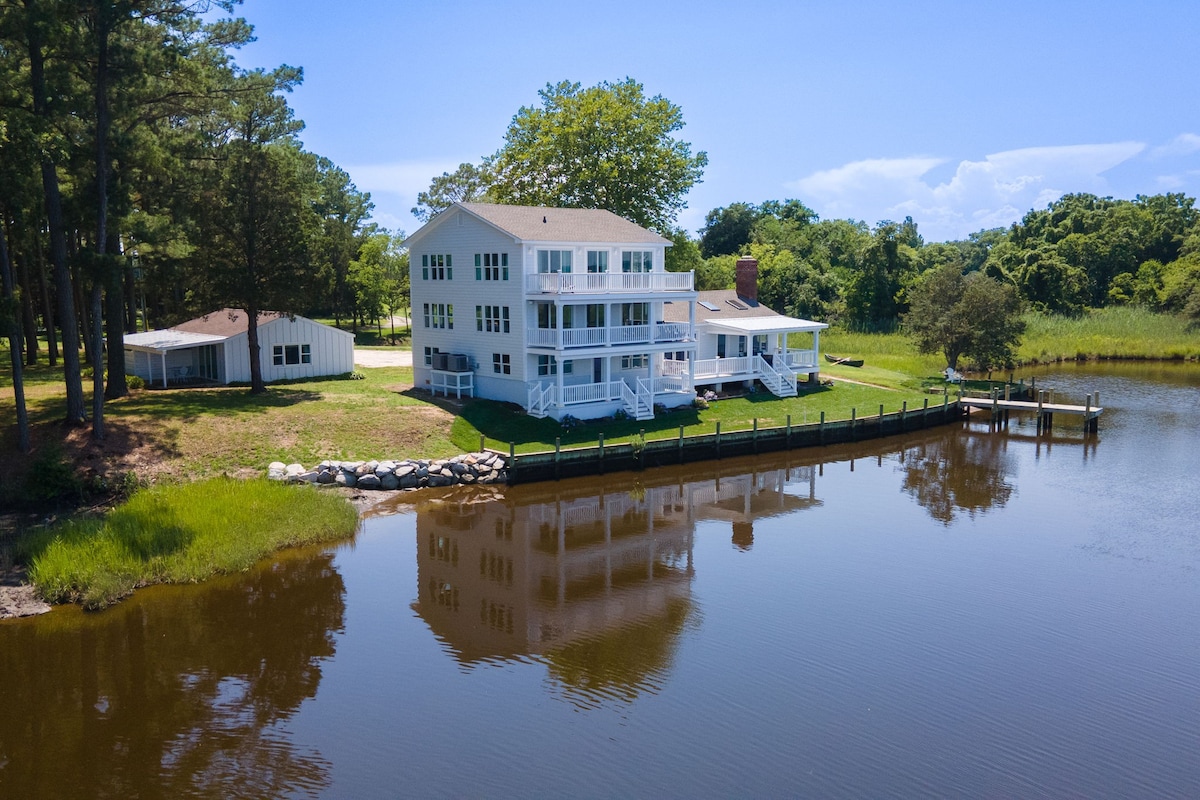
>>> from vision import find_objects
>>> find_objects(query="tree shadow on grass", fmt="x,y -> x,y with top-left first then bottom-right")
111,387 -> 324,423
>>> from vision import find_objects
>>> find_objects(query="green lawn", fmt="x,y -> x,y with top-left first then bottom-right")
452,379 -> 933,454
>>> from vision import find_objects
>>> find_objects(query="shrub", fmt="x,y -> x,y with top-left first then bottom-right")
126,374 -> 145,390
693,396 -> 709,410
560,413 -> 580,431
613,408 -> 629,421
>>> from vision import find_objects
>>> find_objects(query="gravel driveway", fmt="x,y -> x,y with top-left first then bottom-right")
353,349 -> 413,367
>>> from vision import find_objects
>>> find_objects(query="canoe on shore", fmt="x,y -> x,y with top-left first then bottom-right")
825,354 -> 864,367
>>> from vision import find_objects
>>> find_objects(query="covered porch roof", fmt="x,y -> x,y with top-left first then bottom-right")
123,329 -> 226,354
703,316 -> 828,336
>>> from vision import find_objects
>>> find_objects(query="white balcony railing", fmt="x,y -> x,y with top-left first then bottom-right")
527,323 -> 692,349
561,327 -> 607,348
654,322 -> 690,342
653,375 -> 690,394
661,359 -> 689,377
693,356 -> 756,380
610,324 -> 651,345
783,349 -> 819,369
526,271 -> 694,294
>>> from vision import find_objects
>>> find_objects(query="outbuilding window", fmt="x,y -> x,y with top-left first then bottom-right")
273,344 -> 311,365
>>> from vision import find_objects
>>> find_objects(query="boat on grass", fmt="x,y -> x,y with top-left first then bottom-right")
825,354 -> 864,367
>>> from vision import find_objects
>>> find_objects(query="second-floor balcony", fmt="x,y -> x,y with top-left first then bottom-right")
527,322 -> 692,350
526,271 -> 694,295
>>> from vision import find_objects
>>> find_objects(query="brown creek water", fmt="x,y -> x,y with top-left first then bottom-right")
2,362 -> 1199,798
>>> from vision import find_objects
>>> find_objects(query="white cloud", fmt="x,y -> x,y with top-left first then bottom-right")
789,142 -> 1147,241
341,159 -> 464,231
1151,133 -> 1200,159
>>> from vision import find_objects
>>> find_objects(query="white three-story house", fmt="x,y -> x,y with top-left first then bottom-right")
407,202 -> 699,421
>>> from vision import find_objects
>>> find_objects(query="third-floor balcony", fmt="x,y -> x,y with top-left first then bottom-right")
526,271 -> 694,294
527,322 -> 692,350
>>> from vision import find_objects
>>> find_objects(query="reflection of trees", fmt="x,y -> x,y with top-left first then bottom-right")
898,431 -> 1015,524
543,597 -> 696,708
0,550 -> 345,799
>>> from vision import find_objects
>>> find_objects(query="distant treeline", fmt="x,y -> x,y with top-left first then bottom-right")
669,193 -> 1200,330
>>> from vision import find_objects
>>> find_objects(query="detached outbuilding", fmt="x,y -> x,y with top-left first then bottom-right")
123,309 -> 354,387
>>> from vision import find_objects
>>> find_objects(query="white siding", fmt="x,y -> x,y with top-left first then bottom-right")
408,205 -> 680,411
223,316 -> 353,384
411,207 -> 526,392
257,316 -> 355,382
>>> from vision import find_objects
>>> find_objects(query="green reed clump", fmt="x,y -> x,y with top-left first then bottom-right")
22,478 -> 358,610
1019,307 -> 1200,362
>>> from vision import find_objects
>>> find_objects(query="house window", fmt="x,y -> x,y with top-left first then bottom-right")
537,250 -> 572,273
475,253 -> 509,281
620,302 -> 648,325
587,251 -> 608,273
272,344 -> 311,365
621,354 -> 648,369
424,303 -> 453,329
492,353 -> 511,374
421,253 -> 452,280
424,346 -> 441,366
621,251 -> 652,273
536,302 -> 557,329
537,355 -> 557,376
476,305 -> 509,333
586,304 -> 605,327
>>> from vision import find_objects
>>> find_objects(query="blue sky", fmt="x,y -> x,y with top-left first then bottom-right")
227,0 -> 1200,243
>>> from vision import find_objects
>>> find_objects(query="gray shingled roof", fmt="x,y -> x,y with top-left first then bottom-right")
663,291 -> 783,323
459,203 -> 670,245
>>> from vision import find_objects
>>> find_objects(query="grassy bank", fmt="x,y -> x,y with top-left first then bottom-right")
820,308 -> 1200,373
0,364 -> 461,511
18,478 -> 357,609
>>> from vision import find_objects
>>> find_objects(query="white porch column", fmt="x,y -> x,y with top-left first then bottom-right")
555,301 -> 563,349
813,330 -> 821,364
160,351 -> 167,388
556,356 -> 565,410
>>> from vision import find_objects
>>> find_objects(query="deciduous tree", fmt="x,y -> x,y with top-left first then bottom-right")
488,79 -> 706,232
904,263 -> 1025,370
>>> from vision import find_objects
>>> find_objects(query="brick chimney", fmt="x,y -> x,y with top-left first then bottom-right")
735,257 -> 759,303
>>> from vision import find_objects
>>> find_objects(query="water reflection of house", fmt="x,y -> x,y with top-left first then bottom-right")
412,463 -> 821,675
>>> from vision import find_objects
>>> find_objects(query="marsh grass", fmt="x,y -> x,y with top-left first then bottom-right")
20,478 -> 357,609
1019,307 -> 1200,362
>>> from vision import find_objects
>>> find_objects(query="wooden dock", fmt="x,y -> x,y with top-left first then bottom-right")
960,389 -> 1102,433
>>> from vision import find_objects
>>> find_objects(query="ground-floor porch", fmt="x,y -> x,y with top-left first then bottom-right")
124,333 -> 225,387
525,351 -> 695,421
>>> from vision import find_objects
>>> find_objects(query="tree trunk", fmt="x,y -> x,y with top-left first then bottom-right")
1,217 -> 31,453
18,248 -> 39,365
95,0 -> 125,409
123,256 -> 136,332
35,242 -> 57,366
26,0 -> 85,421
246,305 -> 264,393
90,280 -> 105,439
3,216 -> 39,366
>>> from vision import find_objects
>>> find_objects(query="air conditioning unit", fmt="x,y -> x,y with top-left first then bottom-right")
432,352 -> 448,370
447,354 -> 470,372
